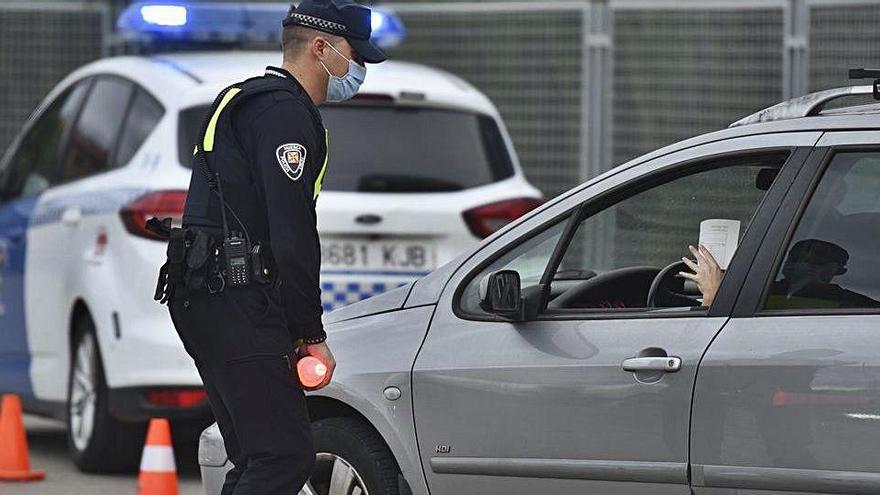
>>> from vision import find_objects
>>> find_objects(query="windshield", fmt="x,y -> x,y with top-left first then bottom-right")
178,104 -> 515,192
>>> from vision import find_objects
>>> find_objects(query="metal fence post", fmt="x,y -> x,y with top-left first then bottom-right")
580,0 -> 615,268
783,0 -> 810,98
580,0 -> 613,184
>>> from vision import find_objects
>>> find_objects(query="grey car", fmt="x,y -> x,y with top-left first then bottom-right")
200,84 -> 880,495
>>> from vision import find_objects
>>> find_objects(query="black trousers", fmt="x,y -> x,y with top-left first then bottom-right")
169,284 -> 315,495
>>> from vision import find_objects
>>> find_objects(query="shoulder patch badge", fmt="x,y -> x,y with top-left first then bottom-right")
276,143 -> 307,181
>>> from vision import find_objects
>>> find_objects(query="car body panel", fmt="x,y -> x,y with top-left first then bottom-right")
0,194 -> 39,396
413,313 -> 727,494
691,316 -> 880,495
312,306 -> 436,495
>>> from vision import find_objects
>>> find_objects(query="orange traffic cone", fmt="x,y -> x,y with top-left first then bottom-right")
137,418 -> 179,495
0,394 -> 45,481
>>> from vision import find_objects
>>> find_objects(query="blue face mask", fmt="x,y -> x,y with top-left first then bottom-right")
320,43 -> 366,102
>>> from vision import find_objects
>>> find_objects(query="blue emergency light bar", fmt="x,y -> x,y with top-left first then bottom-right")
118,2 -> 405,49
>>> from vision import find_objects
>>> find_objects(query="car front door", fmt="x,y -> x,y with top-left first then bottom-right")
412,132 -> 819,494
691,134 -> 880,494
0,79 -> 90,396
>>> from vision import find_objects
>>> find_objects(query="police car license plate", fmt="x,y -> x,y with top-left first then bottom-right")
321,238 -> 436,272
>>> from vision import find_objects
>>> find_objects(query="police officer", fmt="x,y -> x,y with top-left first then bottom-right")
163,1 -> 386,494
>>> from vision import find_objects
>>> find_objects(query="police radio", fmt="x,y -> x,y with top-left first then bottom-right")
215,174 -> 251,287
223,236 -> 250,287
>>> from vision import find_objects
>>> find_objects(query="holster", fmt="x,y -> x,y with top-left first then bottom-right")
154,225 -> 189,304
152,217 -> 220,304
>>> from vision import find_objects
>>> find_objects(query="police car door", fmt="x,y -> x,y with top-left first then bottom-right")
0,79 -> 90,396
412,133 -> 819,495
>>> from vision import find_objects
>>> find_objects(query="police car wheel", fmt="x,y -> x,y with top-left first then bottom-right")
308,417 -> 403,495
67,316 -> 145,473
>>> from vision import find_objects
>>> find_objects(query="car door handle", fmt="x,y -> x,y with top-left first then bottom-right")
61,207 -> 82,226
621,356 -> 681,373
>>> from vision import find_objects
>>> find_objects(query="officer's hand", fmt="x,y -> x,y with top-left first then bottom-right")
300,341 -> 336,390
678,244 -> 723,307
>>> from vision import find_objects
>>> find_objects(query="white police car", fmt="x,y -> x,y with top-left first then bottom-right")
0,3 -> 541,471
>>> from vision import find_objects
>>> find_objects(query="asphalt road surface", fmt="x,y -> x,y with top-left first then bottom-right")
4,415 -> 202,495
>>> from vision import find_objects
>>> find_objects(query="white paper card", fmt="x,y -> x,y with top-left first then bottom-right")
698,219 -> 741,270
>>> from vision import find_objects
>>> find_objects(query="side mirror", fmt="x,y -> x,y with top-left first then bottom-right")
479,270 -> 522,319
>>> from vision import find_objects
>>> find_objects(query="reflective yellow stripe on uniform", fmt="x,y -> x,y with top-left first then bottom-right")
203,88 -> 242,152
313,128 -> 329,200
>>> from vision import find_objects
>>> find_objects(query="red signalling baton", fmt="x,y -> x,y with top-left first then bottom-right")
297,356 -> 328,388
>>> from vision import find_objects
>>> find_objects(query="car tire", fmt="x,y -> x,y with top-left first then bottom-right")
308,417 -> 403,495
67,316 -> 145,473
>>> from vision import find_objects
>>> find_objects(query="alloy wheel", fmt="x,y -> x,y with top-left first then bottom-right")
69,332 -> 98,452
300,452 -> 370,495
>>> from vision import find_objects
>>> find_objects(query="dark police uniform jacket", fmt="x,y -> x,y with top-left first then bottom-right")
182,66 -> 328,345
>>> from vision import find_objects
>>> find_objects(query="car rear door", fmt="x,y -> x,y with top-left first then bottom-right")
691,134 -> 880,495
412,133 -> 818,495
25,75 -> 135,402
0,79 -> 90,397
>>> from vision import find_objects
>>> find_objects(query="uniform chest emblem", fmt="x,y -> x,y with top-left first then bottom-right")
276,143 -> 307,181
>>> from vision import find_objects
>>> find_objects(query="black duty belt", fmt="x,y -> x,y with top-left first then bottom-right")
151,223 -> 273,303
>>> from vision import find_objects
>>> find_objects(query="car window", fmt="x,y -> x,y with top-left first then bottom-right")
114,89 -> 164,168
550,152 -> 788,311
459,151 -> 789,317
61,76 -> 134,182
177,104 -> 516,191
764,151 -> 880,311
0,80 -> 90,200
459,219 -> 568,314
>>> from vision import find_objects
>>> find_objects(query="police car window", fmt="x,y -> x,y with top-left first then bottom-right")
320,106 -> 514,192
178,105 -> 515,190
548,152 -> 788,312
764,152 -> 880,311
0,80 -> 90,200
114,89 -> 164,168
62,77 -> 133,182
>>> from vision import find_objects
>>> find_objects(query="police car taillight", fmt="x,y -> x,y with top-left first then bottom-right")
145,388 -> 207,408
463,197 -> 545,239
120,190 -> 187,240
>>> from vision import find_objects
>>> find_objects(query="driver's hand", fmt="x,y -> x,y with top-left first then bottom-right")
679,244 -> 723,307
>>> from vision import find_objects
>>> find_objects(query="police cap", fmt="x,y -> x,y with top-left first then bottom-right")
283,0 -> 387,64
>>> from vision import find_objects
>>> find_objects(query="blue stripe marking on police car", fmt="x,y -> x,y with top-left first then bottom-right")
0,194 -> 40,397
319,273 -> 426,312
321,269 -> 430,277
29,188 -> 148,227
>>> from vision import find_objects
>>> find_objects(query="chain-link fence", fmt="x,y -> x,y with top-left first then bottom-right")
0,2 -> 109,156
385,3 -> 585,198
613,5 -> 784,165
1,0 -> 879,197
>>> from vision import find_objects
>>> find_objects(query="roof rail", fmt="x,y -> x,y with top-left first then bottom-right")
729,85 -> 873,128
